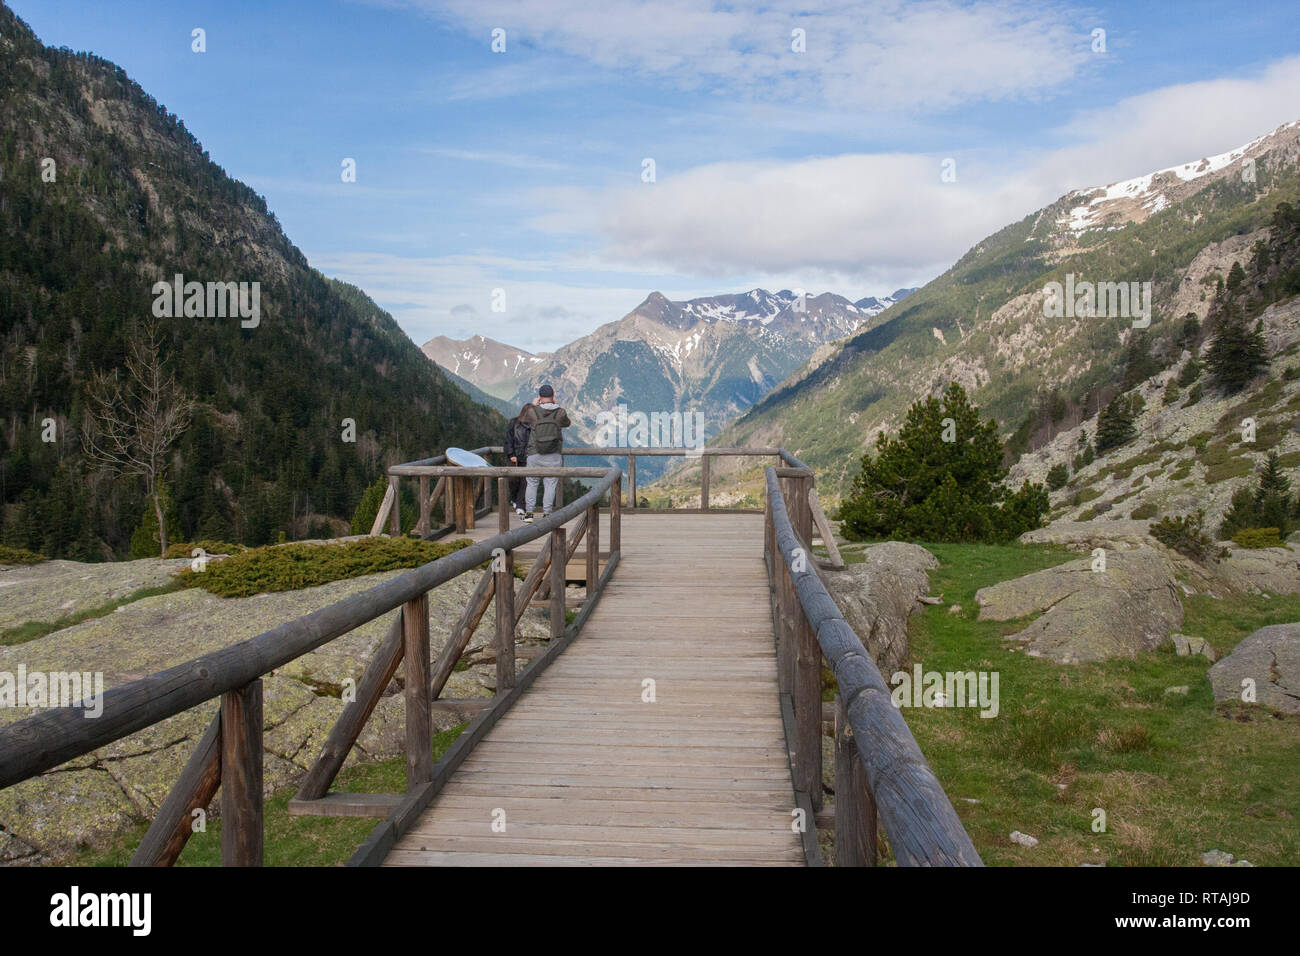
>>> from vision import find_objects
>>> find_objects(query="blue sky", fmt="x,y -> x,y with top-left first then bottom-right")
11,0 -> 1300,352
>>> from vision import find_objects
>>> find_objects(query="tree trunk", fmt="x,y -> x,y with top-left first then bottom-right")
153,488 -> 168,558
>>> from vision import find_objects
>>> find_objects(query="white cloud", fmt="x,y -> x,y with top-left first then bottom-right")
524,56 -> 1300,279
379,0 -> 1096,112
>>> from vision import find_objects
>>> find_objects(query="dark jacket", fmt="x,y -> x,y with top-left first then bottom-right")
504,416 -> 531,463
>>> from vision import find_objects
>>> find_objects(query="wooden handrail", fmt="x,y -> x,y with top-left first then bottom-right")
764,465 -> 983,867
0,465 -> 623,789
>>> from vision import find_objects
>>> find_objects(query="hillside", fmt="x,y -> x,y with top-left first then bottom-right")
666,120 -> 1300,506
0,4 -> 503,559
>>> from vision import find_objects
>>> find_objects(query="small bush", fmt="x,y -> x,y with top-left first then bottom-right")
1130,502 -> 1158,520
1046,464 -> 1069,491
179,536 -> 474,598
0,544 -> 46,565
1283,365 -> 1299,382
1150,510 -> 1226,563
163,540 -> 247,559
1232,527 -> 1283,549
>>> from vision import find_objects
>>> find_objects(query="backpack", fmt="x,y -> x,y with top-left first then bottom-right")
532,406 -> 564,454
508,419 -> 531,458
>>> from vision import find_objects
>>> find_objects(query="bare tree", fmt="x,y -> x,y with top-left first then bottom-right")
83,321 -> 193,557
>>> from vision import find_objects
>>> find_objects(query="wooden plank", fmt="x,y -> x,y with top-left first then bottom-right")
495,546 -> 516,692
428,569 -> 494,700
220,680 -> 263,867
808,487 -> 844,569
287,792 -> 403,818
388,476 -> 401,536
834,694 -> 876,866
549,526 -> 566,640
369,482 -> 396,537
404,593 -> 432,788
296,613 -> 404,801
130,712 -> 221,867
701,454 -> 710,510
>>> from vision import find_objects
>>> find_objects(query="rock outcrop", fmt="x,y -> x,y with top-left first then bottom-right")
1208,622 -> 1300,714
821,542 -> 938,675
975,547 -> 1184,662
0,557 -> 190,632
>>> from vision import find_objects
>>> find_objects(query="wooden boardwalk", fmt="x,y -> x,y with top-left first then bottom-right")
385,513 -> 805,866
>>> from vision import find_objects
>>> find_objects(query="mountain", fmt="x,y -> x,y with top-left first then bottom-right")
498,287 -> 903,479
855,288 -> 917,313
658,120 -> 1300,505
434,363 -> 519,419
0,4 -> 503,559
421,334 -> 544,400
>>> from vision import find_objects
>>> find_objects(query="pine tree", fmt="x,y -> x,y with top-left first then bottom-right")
1095,395 -> 1137,453
839,382 -> 1047,543
1205,308 -> 1268,393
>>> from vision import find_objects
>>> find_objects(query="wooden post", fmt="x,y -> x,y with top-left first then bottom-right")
403,593 -> 432,788
220,680 -> 263,867
555,456 -> 564,511
701,454 -> 711,510
789,473 -> 822,811
586,503 -> 599,597
834,695 -> 877,866
131,713 -> 221,867
549,526 -> 566,639
495,548 -> 516,692
416,475 -> 431,537
610,476 -> 621,555
388,476 -> 401,536
628,455 -> 637,509
498,477 -> 510,534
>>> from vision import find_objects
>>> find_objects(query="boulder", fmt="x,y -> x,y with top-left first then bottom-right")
1018,520 -> 1154,553
975,547 -> 1183,662
1213,546 -> 1300,596
1208,622 -> 1300,714
821,542 -> 938,675
1171,633 -> 1217,661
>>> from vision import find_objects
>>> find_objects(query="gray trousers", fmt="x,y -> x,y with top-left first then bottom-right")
525,452 -> 562,514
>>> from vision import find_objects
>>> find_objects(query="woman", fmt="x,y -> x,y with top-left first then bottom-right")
503,403 -> 533,517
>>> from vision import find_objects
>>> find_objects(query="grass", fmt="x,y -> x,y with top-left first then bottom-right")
896,541 -> 1300,867
177,535 -> 474,598
77,724 -> 466,866
0,581 -> 186,646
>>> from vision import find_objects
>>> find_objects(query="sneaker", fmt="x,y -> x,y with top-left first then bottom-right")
522,514 -> 533,523
515,506 -> 526,518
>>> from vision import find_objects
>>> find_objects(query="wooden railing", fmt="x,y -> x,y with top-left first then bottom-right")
0,460 -> 623,866
764,453 -> 982,866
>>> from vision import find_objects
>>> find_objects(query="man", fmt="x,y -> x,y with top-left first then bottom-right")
504,403 -> 533,517
520,384 -> 571,522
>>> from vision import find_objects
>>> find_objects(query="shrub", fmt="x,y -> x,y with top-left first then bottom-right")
178,536 -> 474,598
1232,527 -> 1283,549
1162,380 -> 1180,406
1185,383 -> 1204,405
1130,502 -> 1158,520
1150,510 -> 1225,563
1046,464 -> 1069,491
1178,355 -> 1202,387
1283,365 -> 1299,382
839,382 -> 1048,544
0,544 -> 46,564
163,540 -> 247,559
